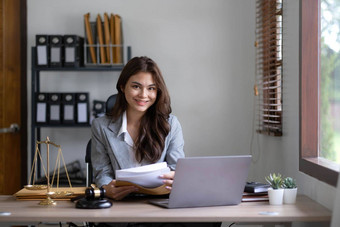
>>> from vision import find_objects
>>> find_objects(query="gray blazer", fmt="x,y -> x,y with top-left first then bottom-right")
91,114 -> 185,187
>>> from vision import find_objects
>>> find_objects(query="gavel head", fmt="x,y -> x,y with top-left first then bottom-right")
85,187 -> 106,200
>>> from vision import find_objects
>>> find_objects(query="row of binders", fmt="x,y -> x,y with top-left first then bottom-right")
35,35 -> 84,68
35,92 -> 89,125
84,12 -> 123,65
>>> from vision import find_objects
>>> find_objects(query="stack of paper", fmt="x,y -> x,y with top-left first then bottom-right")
116,162 -> 170,188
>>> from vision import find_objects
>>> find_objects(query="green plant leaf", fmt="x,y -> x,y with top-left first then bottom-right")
265,173 -> 283,189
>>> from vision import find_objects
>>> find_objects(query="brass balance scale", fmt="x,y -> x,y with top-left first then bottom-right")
24,137 -> 73,205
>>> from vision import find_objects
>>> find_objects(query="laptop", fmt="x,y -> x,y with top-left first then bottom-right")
149,155 -> 251,208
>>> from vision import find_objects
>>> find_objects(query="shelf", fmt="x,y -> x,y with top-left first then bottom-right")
36,124 -> 91,128
30,45 -> 130,180
31,46 -> 130,72
33,65 -> 124,72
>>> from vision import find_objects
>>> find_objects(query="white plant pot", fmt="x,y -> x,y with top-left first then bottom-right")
283,188 -> 297,204
268,188 -> 284,205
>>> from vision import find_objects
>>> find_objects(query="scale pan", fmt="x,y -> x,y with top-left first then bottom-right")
24,185 -> 48,190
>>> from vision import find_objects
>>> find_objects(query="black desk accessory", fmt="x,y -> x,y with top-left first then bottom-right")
244,182 -> 270,194
73,187 -> 112,209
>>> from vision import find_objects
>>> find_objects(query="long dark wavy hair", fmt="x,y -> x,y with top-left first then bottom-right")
108,56 -> 172,163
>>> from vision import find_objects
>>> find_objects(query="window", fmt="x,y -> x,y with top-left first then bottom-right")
300,0 -> 339,187
255,0 -> 283,136
320,0 -> 340,165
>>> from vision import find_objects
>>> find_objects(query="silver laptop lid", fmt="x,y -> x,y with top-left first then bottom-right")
168,155 -> 251,208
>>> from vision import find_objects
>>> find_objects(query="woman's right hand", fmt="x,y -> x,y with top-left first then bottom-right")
102,180 -> 138,200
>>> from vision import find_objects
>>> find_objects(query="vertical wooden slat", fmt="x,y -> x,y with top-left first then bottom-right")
300,0 -> 319,157
0,0 -> 4,193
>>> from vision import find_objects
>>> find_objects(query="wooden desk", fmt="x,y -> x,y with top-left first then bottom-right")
0,195 -> 331,225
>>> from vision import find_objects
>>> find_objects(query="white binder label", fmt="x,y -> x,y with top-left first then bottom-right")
37,46 -> 47,65
50,105 -> 60,120
64,105 -> 74,120
50,47 -> 61,63
77,103 -> 87,123
36,103 -> 46,122
65,47 -> 75,62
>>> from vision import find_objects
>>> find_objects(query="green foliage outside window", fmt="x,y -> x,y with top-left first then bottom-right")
320,41 -> 339,161
320,0 -> 340,163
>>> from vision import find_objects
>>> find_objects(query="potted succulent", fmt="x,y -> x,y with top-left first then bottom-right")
283,177 -> 297,204
265,173 -> 284,205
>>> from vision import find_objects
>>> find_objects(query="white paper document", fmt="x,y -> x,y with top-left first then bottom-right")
116,162 -> 170,188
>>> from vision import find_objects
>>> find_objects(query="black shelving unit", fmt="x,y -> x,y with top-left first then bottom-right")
31,46 -> 130,178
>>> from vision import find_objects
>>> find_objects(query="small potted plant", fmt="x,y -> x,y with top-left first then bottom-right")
282,177 -> 297,204
265,173 -> 284,205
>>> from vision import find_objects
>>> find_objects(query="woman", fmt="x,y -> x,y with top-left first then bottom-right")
91,56 -> 185,200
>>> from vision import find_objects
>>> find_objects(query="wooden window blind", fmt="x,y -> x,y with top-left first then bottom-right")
255,0 -> 283,136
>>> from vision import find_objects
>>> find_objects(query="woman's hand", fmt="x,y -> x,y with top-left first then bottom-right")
160,171 -> 175,191
102,180 -> 138,200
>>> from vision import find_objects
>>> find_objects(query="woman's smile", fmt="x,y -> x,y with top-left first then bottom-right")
135,99 -> 149,106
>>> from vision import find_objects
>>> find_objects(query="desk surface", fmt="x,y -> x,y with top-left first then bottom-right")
0,195 -> 331,223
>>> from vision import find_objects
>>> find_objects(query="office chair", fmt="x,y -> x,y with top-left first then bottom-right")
85,94 -> 117,187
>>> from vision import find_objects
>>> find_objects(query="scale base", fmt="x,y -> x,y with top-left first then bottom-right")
75,197 -> 112,209
39,197 -> 57,206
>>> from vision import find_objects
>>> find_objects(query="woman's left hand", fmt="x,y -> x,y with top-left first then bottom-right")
160,171 -> 175,191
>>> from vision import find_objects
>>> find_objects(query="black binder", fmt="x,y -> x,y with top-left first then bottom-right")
92,100 -> 106,118
63,35 -> 84,67
49,35 -> 63,67
35,35 -> 49,67
61,93 -> 75,124
48,93 -> 61,124
76,93 -> 89,124
35,93 -> 48,124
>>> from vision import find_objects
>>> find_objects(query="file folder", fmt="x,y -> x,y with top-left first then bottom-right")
114,14 -> 122,64
84,13 -> 97,64
96,14 -> 106,64
61,93 -> 75,124
49,35 -> 63,67
63,35 -> 84,67
110,14 -> 115,63
35,93 -> 48,124
35,35 -> 49,67
103,13 -> 111,63
76,93 -> 89,124
48,93 -> 61,124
